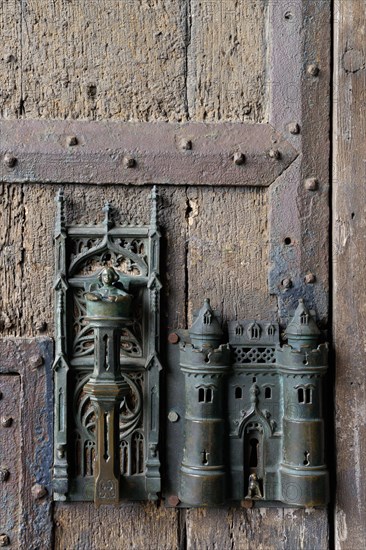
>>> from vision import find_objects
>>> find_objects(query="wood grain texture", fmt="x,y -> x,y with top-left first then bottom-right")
54,502 -> 180,550
21,0 -> 187,121
187,0 -> 268,121
333,1 -> 366,548
0,0 -> 21,118
184,507 -> 329,550
186,187 -> 277,323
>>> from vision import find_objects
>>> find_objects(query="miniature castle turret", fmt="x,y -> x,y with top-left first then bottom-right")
179,299 -> 230,506
277,300 -> 329,507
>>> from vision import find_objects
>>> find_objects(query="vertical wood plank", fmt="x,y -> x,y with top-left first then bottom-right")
21,0 -> 187,121
333,1 -> 366,548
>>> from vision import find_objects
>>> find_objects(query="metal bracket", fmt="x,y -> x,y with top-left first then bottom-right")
0,120 -> 297,187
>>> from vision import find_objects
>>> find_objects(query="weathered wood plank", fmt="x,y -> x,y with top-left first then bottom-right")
0,0 -> 21,118
333,1 -> 366,548
186,186 -> 277,323
54,502 -> 180,550
21,0 -> 187,121
185,507 -> 329,550
188,0 -> 268,121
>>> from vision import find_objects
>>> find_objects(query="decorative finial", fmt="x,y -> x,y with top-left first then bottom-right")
150,185 -> 158,230
102,201 -> 113,231
55,188 -> 66,237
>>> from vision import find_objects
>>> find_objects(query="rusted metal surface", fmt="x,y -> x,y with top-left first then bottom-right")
0,338 -> 53,549
0,120 -> 297,187
268,0 -> 330,326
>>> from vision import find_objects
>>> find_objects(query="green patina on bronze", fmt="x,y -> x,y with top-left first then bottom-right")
52,188 -> 162,505
179,298 -> 329,508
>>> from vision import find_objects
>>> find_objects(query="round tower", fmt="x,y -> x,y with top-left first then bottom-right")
179,299 -> 230,506
277,300 -> 329,507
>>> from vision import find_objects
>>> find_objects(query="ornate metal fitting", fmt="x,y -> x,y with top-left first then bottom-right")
178,298 -> 329,508
52,187 -> 162,506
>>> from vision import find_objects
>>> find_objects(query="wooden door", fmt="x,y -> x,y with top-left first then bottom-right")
0,1 -> 361,549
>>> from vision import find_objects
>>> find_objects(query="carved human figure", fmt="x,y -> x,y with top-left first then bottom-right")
245,473 -> 263,500
85,267 -> 129,302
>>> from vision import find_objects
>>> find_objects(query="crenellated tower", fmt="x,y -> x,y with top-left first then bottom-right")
179,299 -> 231,506
277,299 -> 329,507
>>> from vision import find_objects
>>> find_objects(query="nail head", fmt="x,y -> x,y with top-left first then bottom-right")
3,153 -> 17,168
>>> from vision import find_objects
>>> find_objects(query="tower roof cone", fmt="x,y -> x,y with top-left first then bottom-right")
189,298 -> 223,350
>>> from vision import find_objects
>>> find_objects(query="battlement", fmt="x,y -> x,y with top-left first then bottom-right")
276,343 -> 328,372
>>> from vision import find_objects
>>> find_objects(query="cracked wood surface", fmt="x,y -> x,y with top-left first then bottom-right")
0,0 -> 330,548
333,1 -> 366,549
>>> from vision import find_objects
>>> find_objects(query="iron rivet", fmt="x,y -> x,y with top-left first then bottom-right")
180,138 -> 192,151
168,410 -> 179,423
269,149 -> 281,160
305,177 -> 319,191
168,332 -> 180,345
3,153 -> 17,168
167,495 -> 180,507
31,484 -> 48,500
123,156 -> 136,168
233,152 -> 246,165
241,499 -> 254,509
66,135 -> 78,147
1,417 -> 13,428
0,469 -> 10,482
307,64 -> 320,77
0,534 -> 10,547
30,354 -> 44,368
35,321 -> 47,333
288,122 -> 300,135
281,278 -> 292,289
305,273 -> 316,284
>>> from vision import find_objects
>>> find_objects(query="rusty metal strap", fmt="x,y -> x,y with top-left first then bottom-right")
0,120 -> 297,186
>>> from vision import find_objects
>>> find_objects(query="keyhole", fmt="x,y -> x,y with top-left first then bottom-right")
249,438 -> 259,468
201,450 -> 209,465
303,451 -> 310,466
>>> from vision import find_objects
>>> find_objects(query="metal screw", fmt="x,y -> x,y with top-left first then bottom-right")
233,152 -> 246,165
66,135 -> 78,146
123,156 -> 136,168
167,495 -> 180,507
288,122 -> 300,135
1,417 -> 13,428
0,534 -> 10,547
168,332 -> 180,345
305,177 -> 319,191
180,138 -> 192,151
31,484 -> 48,500
282,278 -> 292,289
307,64 -> 320,77
269,149 -> 281,160
29,355 -> 43,368
168,410 -> 179,423
305,273 -> 316,284
0,469 -> 10,482
3,153 -> 17,168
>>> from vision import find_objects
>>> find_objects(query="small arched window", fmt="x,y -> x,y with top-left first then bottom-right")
235,386 -> 242,399
264,387 -> 272,399
298,388 -> 305,403
198,388 -> 205,403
